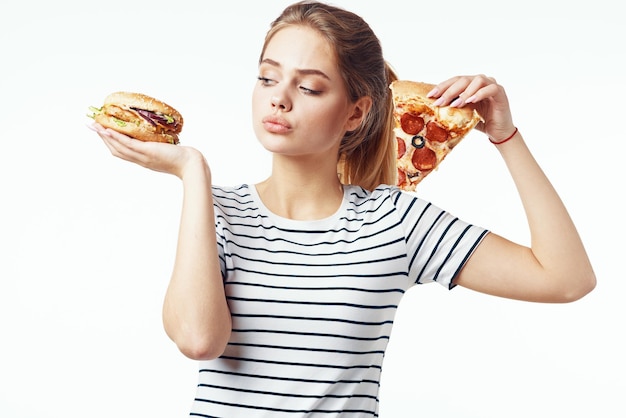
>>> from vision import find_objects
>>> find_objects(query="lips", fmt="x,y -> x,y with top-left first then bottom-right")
262,115 -> 291,134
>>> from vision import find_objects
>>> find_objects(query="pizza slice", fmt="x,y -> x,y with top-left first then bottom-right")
390,80 -> 483,191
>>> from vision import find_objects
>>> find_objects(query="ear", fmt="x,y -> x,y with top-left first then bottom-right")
345,96 -> 373,132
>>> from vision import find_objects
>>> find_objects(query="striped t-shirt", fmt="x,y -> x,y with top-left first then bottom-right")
190,184 -> 487,417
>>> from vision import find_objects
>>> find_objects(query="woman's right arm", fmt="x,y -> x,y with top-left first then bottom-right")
92,124 -> 231,360
163,154 -> 231,360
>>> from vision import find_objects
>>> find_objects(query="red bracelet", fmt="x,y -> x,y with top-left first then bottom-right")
489,127 -> 518,145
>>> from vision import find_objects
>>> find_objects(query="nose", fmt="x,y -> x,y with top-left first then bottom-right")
271,94 -> 291,112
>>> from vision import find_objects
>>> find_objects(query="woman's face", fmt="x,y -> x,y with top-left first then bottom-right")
252,25 -> 362,161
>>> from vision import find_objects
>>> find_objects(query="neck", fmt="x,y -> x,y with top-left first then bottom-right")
255,156 -> 344,220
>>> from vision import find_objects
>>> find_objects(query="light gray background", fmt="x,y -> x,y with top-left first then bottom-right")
1,1 -> 623,416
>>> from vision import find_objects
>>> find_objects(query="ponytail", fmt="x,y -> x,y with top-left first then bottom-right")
338,63 -> 398,191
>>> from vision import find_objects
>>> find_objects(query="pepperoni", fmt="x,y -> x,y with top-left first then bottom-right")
425,121 -> 448,142
397,168 -> 406,186
400,112 -> 425,135
396,137 -> 406,158
411,146 -> 437,171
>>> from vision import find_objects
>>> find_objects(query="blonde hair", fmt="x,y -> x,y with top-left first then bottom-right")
260,1 -> 398,191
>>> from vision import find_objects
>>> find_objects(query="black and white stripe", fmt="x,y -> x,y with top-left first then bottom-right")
189,184 -> 487,417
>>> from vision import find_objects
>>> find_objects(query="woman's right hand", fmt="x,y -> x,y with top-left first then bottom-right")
88,122 -> 205,180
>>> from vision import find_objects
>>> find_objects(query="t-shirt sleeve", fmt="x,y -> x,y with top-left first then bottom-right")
390,187 -> 489,289
212,188 -> 228,282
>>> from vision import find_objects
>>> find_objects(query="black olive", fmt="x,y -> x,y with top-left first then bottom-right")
411,135 -> 426,149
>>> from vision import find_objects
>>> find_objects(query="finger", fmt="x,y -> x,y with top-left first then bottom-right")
88,124 -> 121,155
430,75 -> 495,108
461,76 -> 499,105
98,132 -> 118,155
86,122 -> 101,133
427,76 -> 460,101
431,76 -> 472,107
447,75 -> 494,107
99,129 -> 151,163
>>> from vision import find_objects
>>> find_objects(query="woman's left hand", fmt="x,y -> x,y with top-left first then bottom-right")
428,74 -> 516,142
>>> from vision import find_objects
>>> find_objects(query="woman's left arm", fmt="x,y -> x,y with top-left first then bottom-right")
430,75 -> 596,302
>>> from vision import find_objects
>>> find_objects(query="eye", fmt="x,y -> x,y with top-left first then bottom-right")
299,85 -> 322,95
257,76 -> 276,86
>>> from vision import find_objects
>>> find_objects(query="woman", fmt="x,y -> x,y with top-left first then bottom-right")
90,1 -> 595,416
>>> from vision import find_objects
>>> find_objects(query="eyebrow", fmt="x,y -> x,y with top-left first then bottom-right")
260,58 -> 331,81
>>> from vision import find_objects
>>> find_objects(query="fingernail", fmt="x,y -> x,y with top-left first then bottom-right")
86,123 -> 98,132
427,88 -> 439,98
432,97 -> 444,107
450,97 -> 463,108
464,95 -> 477,104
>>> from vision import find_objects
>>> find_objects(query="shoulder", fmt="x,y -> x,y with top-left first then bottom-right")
342,184 -> 435,223
344,184 -> 403,202
211,184 -> 256,213
346,183 -> 427,208
212,183 -> 249,194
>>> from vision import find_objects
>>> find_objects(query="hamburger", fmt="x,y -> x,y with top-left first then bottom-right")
88,92 -> 183,144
